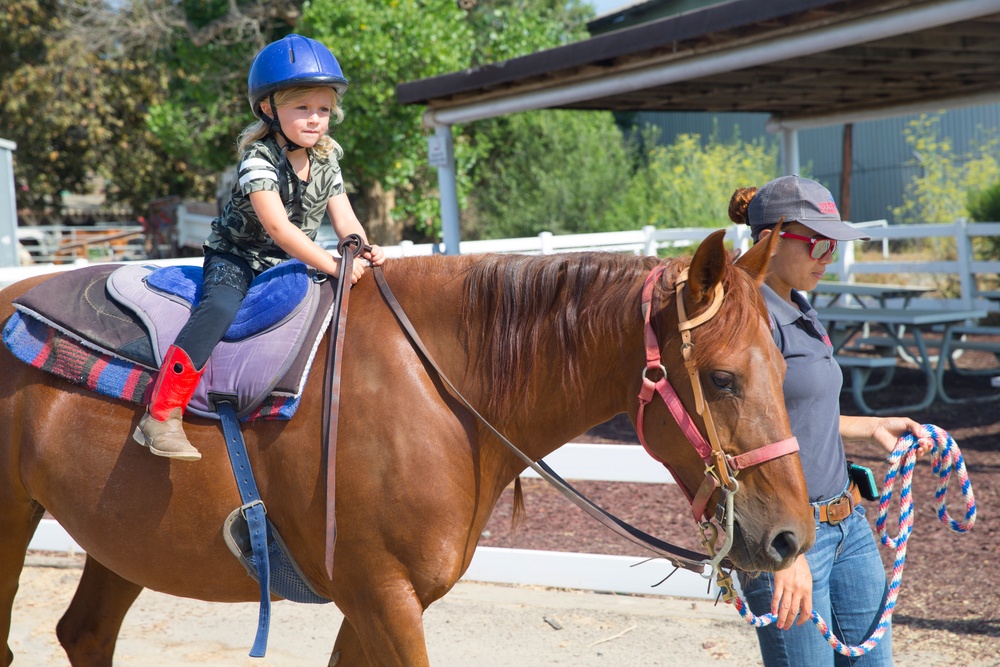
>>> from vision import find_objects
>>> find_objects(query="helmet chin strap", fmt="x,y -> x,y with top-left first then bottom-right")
260,93 -> 304,215
262,93 -> 305,152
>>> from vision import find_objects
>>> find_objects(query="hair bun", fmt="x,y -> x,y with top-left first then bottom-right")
728,187 -> 758,225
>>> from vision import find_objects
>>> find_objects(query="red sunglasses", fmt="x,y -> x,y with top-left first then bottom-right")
778,231 -> 838,259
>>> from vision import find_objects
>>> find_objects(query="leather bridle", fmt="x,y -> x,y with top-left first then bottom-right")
635,265 -> 799,570
362,260 -> 798,577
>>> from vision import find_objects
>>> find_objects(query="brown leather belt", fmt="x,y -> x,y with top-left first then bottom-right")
816,482 -> 862,525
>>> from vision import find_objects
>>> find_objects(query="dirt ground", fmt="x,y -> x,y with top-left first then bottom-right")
13,553 -> 764,667
12,552 -> 988,667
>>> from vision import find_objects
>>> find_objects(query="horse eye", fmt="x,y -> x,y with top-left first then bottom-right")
710,371 -> 735,392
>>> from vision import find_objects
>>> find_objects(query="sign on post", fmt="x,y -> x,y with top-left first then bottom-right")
427,135 -> 451,168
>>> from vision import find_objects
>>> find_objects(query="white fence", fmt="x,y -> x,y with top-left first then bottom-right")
830,219 -> 1000,309
7,218 -> 1000,313
30,444 -> 723,600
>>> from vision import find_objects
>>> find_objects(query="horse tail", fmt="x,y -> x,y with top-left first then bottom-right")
510,478 -> 526,532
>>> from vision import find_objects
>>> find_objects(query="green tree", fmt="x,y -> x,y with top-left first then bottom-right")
0,1 -> 143,213
302,0 -> 595,244
470,109 -> 645,238
892,114 -> 1000,225
1,1 -> 301,218
301,0 -> 471,244
643,130 -> 781,228
966,181 -> 1000,260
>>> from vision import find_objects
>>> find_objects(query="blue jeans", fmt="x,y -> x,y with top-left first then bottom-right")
737,503 -> 892,667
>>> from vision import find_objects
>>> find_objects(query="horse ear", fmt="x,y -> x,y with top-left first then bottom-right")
687,229 -> 728,303
735,221 -> 784,285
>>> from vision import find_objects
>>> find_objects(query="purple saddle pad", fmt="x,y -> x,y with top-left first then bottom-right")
3,262 -> 338,421
107,263 -> 324,419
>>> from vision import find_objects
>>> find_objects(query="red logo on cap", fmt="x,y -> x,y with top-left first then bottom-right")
818,201 -> 839,215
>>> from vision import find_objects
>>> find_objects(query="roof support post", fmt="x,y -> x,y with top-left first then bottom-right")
780,127 -> 799,177
0,139 -> 18,268
431,124 -> 461,255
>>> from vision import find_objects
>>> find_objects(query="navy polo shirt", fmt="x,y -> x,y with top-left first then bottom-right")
762,284 -> 850,502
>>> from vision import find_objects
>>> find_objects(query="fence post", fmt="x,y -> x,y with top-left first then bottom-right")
955,217 -> 974,309
642,225 -> 657,256
836,240 -> 856,283
0,139 -> 18,268
539,231 -> 553,254
735,225 -> 751,254
398,240 -> 413,257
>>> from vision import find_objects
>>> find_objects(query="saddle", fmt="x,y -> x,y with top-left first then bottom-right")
2,260 -> 337,421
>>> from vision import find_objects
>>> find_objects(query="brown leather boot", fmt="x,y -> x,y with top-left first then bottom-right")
133,345 -> 205,461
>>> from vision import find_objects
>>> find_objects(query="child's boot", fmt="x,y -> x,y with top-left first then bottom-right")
133,345 -> 205,461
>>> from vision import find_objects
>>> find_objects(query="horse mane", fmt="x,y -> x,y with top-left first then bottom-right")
462,249 -> 768,417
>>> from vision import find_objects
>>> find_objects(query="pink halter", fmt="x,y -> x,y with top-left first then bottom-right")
636,265 -> 799,523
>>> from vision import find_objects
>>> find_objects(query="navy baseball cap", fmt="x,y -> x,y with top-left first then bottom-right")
747,175 -> 871,242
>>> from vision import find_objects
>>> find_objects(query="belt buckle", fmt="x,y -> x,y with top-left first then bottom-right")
825,493 -> 851,525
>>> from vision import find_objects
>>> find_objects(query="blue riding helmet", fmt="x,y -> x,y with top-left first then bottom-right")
247,34 -> 348,118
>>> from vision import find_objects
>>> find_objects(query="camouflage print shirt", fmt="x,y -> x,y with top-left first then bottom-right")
204,135 -> 345,273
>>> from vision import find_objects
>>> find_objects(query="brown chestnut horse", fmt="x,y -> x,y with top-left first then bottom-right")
0,230 -> 813,666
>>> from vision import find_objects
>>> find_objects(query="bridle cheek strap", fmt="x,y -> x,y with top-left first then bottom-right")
637,372 -> 712,461
636,264 -> 800,523
638,266 -> 713,460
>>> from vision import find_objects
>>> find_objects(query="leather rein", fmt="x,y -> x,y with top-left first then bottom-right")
323,254 -> 796,578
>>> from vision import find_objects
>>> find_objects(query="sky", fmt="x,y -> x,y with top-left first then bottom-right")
587,0 -> 632,17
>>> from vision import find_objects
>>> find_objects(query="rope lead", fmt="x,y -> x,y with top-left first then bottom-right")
719,424 -> 976,656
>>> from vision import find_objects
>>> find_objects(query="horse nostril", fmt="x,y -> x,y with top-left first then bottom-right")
769,530 -> 800,561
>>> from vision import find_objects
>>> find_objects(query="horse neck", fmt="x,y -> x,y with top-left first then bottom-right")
378,254 -> 649,466
501,317 -> 645,462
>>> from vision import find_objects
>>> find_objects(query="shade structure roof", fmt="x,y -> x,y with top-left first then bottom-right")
396,0 -> 1000,129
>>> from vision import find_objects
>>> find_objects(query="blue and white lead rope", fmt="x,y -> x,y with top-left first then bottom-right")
719,424 -> 976,656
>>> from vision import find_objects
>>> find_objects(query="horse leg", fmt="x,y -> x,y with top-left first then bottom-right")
0,500 -> 43,667
56,555 -> 143,667
328,590 -> 430,667
328,618 -> 367,667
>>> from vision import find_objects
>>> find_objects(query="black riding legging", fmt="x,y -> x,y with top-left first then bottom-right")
172,250 -> 257,370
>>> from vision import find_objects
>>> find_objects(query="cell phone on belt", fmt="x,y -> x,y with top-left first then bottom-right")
848,462 -> 879,502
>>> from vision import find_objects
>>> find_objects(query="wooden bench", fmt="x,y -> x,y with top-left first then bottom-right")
834,355 -> 898,416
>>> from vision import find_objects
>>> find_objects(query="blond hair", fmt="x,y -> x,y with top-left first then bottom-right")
237,86 -> 344,159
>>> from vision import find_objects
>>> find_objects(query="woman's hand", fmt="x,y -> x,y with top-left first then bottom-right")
841,415 -> 933,458
771,554 -> 813,630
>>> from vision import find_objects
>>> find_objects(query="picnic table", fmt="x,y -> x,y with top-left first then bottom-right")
977,290 -> 1000,304
818,305 -> 987,415
810,281 -> 934,308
